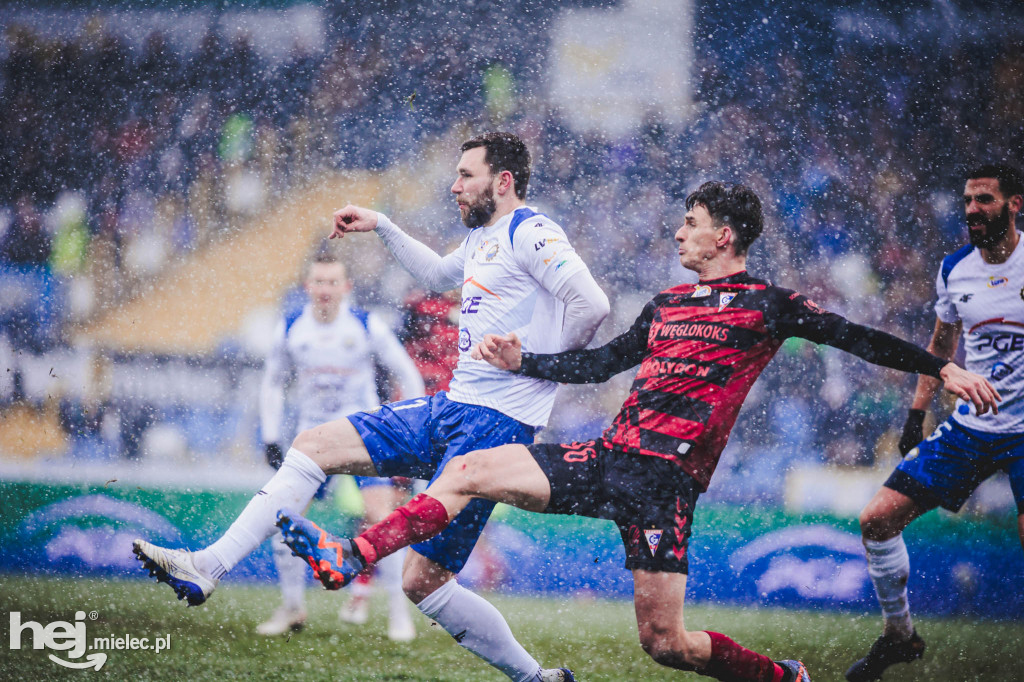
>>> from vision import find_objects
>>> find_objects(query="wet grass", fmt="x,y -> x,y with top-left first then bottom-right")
1,573 -> 1021,680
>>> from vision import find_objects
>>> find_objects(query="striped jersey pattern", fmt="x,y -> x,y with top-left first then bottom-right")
603,275 -> 784,489
521,270 -> 945,492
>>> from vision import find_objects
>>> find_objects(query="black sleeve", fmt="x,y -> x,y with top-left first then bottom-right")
766,288 -> 947,378
518,299 -> 654,384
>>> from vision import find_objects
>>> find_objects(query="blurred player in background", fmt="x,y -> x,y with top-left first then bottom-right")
135,131 -> 609,682
336,288 -> 461,634
846,164 -> 1024,682
399,288 -> 460,395
280,181 -> 999,682
257,251 -> 424,640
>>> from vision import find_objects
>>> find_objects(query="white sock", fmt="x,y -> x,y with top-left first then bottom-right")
378,549 -> 410,620
273,533 -> 308,612
417,580 -> 542,682
194,448 -> 326,578
378,548 -> 405,599
865,535 -> 914,638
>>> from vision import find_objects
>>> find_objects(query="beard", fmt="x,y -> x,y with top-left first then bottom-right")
967,204 -> 1013,249
461,186 -> 497,228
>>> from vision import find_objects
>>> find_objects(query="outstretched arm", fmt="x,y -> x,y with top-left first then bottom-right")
331,205 -> 463,291
773,291 -> 999,415
472,300 -> 654,384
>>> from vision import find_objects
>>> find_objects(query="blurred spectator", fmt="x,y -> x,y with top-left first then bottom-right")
1,2 -> 1022,478
0,195 -> 50,266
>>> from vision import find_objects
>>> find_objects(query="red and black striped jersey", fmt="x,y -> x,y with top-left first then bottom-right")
519,271 -> 946,491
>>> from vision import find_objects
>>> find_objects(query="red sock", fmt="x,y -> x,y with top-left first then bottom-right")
702,631 -> 785,682
355,493 -> 450,564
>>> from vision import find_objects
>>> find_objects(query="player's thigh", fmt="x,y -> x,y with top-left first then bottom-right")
432,444 -> 550,512
859,486 -> 927,541
292,416 -> 376,476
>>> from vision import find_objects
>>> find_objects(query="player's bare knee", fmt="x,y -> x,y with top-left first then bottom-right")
290,428 -> 335,472
638,624 -> 698,669
442,450 -> 498,497
401,567 -> 429,603
859,506 -> 896,542
400,560 -> 448,604
291,428 -> 322,458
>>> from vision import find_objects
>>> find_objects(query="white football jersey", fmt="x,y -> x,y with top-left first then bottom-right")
260,301 -> 424,441
935,233 -> 1024,432
445,207 -> 590,427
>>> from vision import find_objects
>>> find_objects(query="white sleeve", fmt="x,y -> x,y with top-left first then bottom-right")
933,265 -> 960,324
549,270 -> 610,350
367,314 -> 426,400
259,320 -> 291,444
374,214 -> 464,292
513,220 -> 609,350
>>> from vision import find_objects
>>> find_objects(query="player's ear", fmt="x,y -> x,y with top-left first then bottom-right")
1009,193 -> 1023,214
716,224 -> 733,249
496,170 -> 514,197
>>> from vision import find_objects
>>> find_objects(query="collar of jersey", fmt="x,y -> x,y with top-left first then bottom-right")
698,270 -> 751,285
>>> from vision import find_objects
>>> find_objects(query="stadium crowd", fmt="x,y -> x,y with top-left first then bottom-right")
1,1 -> 1022,504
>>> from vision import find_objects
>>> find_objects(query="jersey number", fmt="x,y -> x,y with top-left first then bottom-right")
925,422 -> 952,442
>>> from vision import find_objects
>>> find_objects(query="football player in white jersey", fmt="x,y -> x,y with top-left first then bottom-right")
847,164 -> 1024,682
256,252 -> 425,640
134,132 -> 609,682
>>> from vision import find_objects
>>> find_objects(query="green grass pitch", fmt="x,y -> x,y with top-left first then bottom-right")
1,574 -> 1021,680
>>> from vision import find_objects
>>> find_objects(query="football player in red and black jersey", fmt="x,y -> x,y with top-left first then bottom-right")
279,182 -> 999,682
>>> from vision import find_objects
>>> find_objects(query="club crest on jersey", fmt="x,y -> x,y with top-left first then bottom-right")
718,293 -> 736,311
992,362 -> 1014,380
988,276 -> 1009,288
485,243 -> 500,262
691,285 -> 712,298
644,529 -> 664,556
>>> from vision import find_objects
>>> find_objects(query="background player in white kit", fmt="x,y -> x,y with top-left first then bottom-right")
847,164 -> 1024,682
256,251 -> 424,640
134,132 -> 609,682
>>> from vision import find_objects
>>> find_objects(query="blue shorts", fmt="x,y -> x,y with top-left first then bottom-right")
886,416 -> 1024,514
347,392 -> 536,572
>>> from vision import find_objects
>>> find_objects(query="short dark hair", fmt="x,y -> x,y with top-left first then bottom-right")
684,181 -> 764,255
966,163 -> 1024,198
312,251 -> 338,265
305,245 -> 344,278
461,132 -> 531,200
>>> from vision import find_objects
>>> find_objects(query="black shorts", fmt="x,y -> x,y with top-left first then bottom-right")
528,440 -> 699,574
